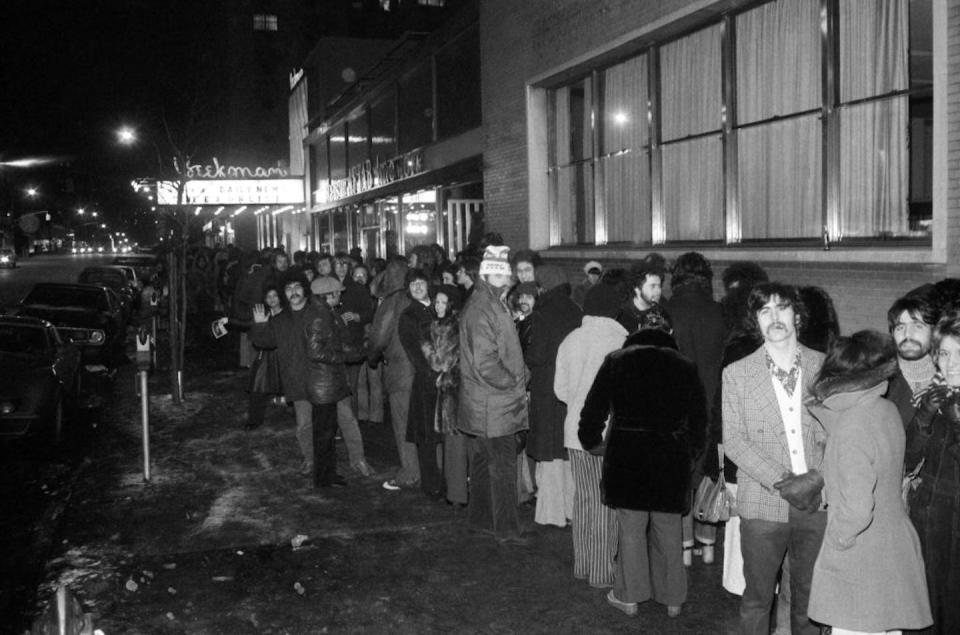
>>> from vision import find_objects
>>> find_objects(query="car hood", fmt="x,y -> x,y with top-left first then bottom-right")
18,305 -> 109,329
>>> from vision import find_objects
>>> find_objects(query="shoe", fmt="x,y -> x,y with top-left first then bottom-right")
667,605 -> 682,618
299,462 -> 313,476
320,474 -> 347,488
382,479 -> 402,491
496,534 -> 530,547
683,547 -> 693,567
702,545 -> 714,564
606,590 -> 637,617
351,460 -> 374,478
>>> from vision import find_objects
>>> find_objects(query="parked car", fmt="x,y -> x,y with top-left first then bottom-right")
78,266 -> 136,318
17,283 -> 127,371
112,254 -> 159,282
0,247 -> 17,268
0,316 -> 81,444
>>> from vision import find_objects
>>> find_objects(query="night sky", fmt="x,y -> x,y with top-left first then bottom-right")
1,0 -> 216,163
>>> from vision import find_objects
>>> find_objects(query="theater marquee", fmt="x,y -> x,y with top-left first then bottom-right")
156,179 -> 304,206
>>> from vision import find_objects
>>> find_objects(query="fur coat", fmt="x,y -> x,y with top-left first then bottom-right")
423,315 -> 460,434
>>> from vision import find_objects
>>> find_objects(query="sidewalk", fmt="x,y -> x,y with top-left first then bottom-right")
33,355 -> 740,633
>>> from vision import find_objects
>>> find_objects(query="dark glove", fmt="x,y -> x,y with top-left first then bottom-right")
586,442 -> 606,457
774,470 -> 824,512
915,385 -> 951,432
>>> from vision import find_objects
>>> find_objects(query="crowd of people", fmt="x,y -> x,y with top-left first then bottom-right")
186,237 -> 959,633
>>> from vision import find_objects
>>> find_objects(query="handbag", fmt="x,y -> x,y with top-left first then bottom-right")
694,445 -> 734,523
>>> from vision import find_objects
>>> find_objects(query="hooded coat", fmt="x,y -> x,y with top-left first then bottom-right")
579,329 -> 707,513
457,278 -> 529,438
525,282 -> 583,461
807,363 -> 932,632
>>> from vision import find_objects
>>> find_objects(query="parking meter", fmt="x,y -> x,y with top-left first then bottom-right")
136,327 -> 152,371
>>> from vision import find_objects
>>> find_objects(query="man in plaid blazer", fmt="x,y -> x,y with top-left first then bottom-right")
722,282 -> 827,635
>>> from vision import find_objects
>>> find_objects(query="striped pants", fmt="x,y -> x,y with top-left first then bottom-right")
570,449 -> 617,587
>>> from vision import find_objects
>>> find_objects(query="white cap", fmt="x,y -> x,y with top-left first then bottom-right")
479,245 -> 512,276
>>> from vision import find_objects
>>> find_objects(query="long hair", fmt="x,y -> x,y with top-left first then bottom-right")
798,286 -> 839,353
813,330 -> 897,400
744,282 -> 807,342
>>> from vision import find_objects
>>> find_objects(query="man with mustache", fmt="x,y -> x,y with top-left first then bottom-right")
251,273 -> 336,481
722,282 -> 826,635
885,293 -> 939,426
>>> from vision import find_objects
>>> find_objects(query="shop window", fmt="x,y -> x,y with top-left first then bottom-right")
253,14 -> 278,31
311,139 -> 330,205
329,124 -> 347,181
398,62 -> 434,153
401,190 -> 437,253
379,197 -> 400,258
347,111 -> 369,171
370,92 -> 397,167
332,208 -> 349,254
436,26 -> 481,139
543,0 -> 932,248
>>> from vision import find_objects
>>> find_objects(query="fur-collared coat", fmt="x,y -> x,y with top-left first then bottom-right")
423,314 -> 460,435
578,329 -> 707,513
807,362 -> 932,632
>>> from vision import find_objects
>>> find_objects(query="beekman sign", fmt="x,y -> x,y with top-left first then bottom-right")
156,158 -> 304,206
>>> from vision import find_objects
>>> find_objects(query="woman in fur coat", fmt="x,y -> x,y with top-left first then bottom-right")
423,284 -> 466,506
807,330 -> 931,633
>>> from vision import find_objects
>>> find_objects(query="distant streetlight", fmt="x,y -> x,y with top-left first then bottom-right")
77,207 -> 85,215
117,126 -> 137,144
100,223 -> 107,229
92,211 -> 98,218
25,187 -> 38,198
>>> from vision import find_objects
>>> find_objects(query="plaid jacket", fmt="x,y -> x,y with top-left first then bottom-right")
722,345 -> 826,523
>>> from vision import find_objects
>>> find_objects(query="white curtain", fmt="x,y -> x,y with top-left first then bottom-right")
738,115 -> 822,239
736,0 -> 820,124
601,55 -> 649,243
841,0 -> 908,101
838,0 -> 909,237
662,136 -> 724,241
601,152 -> 651,243
840,98 -> 908,237
660,25 -> 722,140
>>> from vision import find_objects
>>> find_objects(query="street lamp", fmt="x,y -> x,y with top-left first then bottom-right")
77,207 -> 85,215
25,187 -> 38,198
117,126 -> 137,145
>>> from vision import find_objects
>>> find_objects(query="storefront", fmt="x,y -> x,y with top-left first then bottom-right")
289,2 -> 483,261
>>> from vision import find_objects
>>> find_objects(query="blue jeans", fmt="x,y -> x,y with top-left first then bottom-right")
467,435 -> 521,540
739,508 -> 826,635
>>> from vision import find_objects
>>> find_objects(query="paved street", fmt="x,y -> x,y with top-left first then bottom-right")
0,252 -> 117,309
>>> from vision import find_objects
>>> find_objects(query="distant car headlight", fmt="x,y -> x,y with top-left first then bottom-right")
89,330 -> 106,344
72,248 -> 78,254
97,246 -> 104,253
0,256 -> 9,263
0,400 -> 17,415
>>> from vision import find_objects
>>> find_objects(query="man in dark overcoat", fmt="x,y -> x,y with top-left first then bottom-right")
579,309 -> 705,618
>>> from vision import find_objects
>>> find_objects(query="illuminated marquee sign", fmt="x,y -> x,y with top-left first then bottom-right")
318,149 -> 424,203
157,179 -> 304,206
176,157 -> 290,179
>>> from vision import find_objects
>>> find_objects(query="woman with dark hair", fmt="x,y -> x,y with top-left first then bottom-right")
244,286 -> 284,430
905,313 -> 960,634
807,330 -> 931,633
398,268 -> 445,499
423,284 -> 466,506
315,254 -> 335,279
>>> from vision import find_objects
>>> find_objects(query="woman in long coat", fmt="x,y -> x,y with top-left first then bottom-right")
807,330 -> 931,633
578,316 -> 706,618
398,269 -> 444,499
245,286 -> 283,430
906,314 -> 960,634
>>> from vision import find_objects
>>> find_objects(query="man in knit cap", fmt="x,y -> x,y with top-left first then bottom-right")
458,244 -> 531,545
572,260 -> 603,308
555,279 -> 627,588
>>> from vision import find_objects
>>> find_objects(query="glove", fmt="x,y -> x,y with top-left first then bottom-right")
774,470 -> 824,512
914,385 -> 951,433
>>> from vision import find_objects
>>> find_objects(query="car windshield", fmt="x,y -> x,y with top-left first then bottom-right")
24,286 -> 106,311
79,270 -> 125,287
0,325 -> 47,355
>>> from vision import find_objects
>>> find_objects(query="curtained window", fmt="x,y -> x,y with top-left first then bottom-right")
548,76 -> 594,244
659,25 -> 723,241
736,0 -> 821,239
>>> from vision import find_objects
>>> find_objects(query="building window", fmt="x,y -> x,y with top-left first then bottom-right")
544,0 -> 932,248
253,14 -> 278,31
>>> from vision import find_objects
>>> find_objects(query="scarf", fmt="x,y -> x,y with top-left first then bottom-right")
765,347 -> 802,397
899,355 -> 937,396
